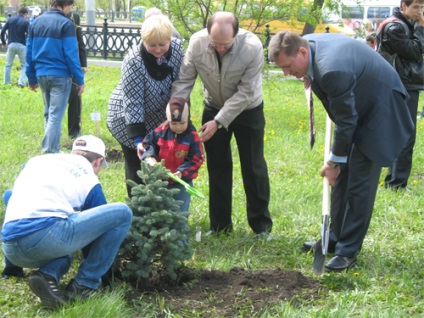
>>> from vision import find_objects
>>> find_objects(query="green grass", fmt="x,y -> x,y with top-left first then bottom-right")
1,59 -> 424,317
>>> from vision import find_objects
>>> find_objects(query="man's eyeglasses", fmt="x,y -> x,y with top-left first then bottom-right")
209,40 -> 234,50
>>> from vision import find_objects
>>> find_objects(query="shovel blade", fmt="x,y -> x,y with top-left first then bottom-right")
313,240 -> 325,275
321,215 -> 330,256
313,216 -> 330,275
186,186 -> 205,199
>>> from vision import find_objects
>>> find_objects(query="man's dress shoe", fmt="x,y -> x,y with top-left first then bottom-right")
325,255 -> 357,272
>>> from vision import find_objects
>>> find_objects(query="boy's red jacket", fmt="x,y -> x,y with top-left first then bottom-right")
142,122 -> 204,181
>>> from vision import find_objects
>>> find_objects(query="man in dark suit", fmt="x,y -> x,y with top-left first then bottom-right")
268,32 -> 414,271
67,11 -> 87,139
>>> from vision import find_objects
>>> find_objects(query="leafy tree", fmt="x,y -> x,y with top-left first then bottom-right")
117,160 -> 193,282
144,0 -> 302,38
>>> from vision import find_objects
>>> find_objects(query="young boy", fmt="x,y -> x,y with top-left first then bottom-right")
142,98 -> 204,213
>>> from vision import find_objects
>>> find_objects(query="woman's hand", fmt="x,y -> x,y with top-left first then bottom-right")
136,143 -> 146,160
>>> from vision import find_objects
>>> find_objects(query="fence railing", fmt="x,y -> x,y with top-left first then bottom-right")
3,8 -> 136,22
0,18 -> 142,60
81,19 -> 141,60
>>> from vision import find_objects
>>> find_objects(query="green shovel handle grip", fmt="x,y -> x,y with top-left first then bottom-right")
166,171 -> 190,187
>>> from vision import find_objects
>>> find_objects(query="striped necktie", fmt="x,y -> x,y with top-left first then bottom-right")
303,76 -> 316,149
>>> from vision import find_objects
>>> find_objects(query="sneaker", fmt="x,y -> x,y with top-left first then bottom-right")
66,279 -> 96,301
205,230 -> 216,237
28,271 -> 68,309
257,232 -> 273,241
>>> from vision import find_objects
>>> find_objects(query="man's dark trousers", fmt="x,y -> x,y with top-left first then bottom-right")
68,81 -> 82,138
385,90 -> 419,189
329,145 -> 382,258
202,104 -> 272,234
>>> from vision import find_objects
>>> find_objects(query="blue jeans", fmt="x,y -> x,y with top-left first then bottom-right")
169,181 -> 192,241
2,203 -> 133,289
169,180 -> 192,213
2,190 -> 23,275
38,76 -> 72,153
4,42 -> 26,86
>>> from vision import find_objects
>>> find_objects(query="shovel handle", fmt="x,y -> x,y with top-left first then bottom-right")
167,171 -> 190,188
322,115 -> 332,217
321,115 -> 332,256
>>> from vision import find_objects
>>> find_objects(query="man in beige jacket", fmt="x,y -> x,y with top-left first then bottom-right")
171,11 -> 272,239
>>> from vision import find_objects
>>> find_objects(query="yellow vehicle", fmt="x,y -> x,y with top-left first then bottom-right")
240,1 -> 357,37
242,18 -> 356,36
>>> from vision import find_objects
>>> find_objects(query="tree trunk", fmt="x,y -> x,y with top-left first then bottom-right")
301,0 -> 325,36
9,0 -> 20,6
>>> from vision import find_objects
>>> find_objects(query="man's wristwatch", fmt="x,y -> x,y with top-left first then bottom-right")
327,161 -> 340,168
215,119 -> 223,129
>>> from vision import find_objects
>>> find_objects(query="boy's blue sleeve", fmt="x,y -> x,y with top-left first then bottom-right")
82,184 -> 107,210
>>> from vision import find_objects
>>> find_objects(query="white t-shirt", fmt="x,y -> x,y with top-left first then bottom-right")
3,154 -> 101,224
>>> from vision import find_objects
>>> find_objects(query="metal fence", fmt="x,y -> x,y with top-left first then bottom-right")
3,7 -> 135,22
82,19 -> 141,60
0,18 -> 142,60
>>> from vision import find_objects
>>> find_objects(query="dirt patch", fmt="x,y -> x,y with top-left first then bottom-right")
106,149 -> 123,162
124,267 -> 323,316
107,148 -> 323,314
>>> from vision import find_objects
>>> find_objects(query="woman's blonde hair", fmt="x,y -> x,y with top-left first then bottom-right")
141,15 -> 173,44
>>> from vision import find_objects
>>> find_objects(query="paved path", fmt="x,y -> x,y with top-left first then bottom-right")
0,53 -> 122,68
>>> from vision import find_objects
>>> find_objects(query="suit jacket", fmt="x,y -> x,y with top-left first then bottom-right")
304,33 -> 413,167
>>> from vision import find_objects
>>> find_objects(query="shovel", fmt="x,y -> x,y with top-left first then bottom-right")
166,171 -> 205,199
145,157 -> 205,199
313,115 -> 332,275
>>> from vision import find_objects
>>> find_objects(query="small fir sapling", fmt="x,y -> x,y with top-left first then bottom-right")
117,160 -> 193,281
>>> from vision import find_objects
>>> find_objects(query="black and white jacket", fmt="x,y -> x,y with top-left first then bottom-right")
107,38 -> 184,148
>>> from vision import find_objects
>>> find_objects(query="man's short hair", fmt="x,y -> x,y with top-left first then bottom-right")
18,7 -> 28,15
402,0 -> 424,6
72,149 -> 103,164
142,14 -> 173,44
268,31 -> 309,63
366,34 -> 375,42
50,0 -> 74,9
207,12 -> 239,37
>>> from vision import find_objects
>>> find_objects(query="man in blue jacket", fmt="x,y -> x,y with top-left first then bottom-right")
26,0 -> 84,154
1,7 -> 29,87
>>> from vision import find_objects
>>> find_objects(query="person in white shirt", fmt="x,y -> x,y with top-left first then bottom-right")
1,135 -> 133,309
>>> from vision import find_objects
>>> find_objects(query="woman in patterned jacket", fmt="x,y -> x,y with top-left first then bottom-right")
107,15 -> 184,195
